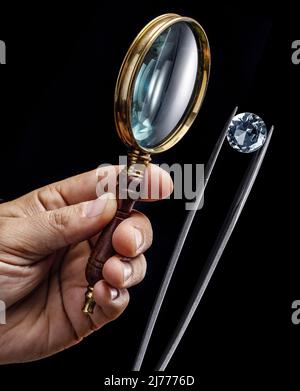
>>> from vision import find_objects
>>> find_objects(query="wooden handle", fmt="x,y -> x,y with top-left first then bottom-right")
85,199 -> 135,286
82,152 -> 150,314
85,169 -> 144,287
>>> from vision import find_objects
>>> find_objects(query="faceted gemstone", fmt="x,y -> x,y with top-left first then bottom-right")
131,22 -> 199,149
227,112 -> 267,153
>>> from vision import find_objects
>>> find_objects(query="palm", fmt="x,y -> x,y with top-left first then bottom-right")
1,240 -> 99,362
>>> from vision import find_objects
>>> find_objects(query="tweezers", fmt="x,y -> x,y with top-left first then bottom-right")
133,107 -> 274,371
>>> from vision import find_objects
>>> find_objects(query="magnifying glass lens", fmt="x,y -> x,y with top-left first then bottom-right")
131,22 -> 199,149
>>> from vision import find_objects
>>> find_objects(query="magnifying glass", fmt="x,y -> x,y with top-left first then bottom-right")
83,13 -> 210,314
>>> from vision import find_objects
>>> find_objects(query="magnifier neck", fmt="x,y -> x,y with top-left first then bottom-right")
126,149 -> 151,178
128,148 -> 151,166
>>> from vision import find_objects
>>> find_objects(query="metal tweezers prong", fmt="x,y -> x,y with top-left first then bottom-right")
133,107 -> 238,371
155,124 -> 274,371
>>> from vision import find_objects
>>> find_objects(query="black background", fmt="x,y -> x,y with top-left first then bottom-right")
0,1 -> 299,387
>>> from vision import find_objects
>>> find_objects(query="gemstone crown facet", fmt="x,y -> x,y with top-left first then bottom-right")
227,112 -> 267,153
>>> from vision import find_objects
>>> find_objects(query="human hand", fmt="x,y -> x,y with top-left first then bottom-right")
0,165 -> 172,364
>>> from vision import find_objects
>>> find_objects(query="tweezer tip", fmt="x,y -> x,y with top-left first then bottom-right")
266,125 -> 274,143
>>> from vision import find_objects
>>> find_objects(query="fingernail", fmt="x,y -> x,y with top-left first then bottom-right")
134,227 -> 144,251
123,262 -> 133,282
110,287 -> 119,301
84,193 -> 111,218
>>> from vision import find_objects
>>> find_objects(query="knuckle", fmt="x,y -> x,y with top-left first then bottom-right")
36,184 -> 68,211
47,209 -> 70,232
36,185 -> 54,210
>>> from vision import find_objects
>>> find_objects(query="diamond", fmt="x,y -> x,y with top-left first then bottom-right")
227,112 -> 267,153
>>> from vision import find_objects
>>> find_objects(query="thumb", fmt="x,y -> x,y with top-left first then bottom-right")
8,193 -> 117,257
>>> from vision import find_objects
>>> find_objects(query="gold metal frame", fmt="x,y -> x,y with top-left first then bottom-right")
114,13 -> 211,154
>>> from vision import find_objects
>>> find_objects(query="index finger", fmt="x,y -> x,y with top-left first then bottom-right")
11,164 -> 173,216
57,164 -> 173,205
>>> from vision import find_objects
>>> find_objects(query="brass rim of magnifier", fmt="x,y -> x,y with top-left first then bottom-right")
114,13 -> 211,154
